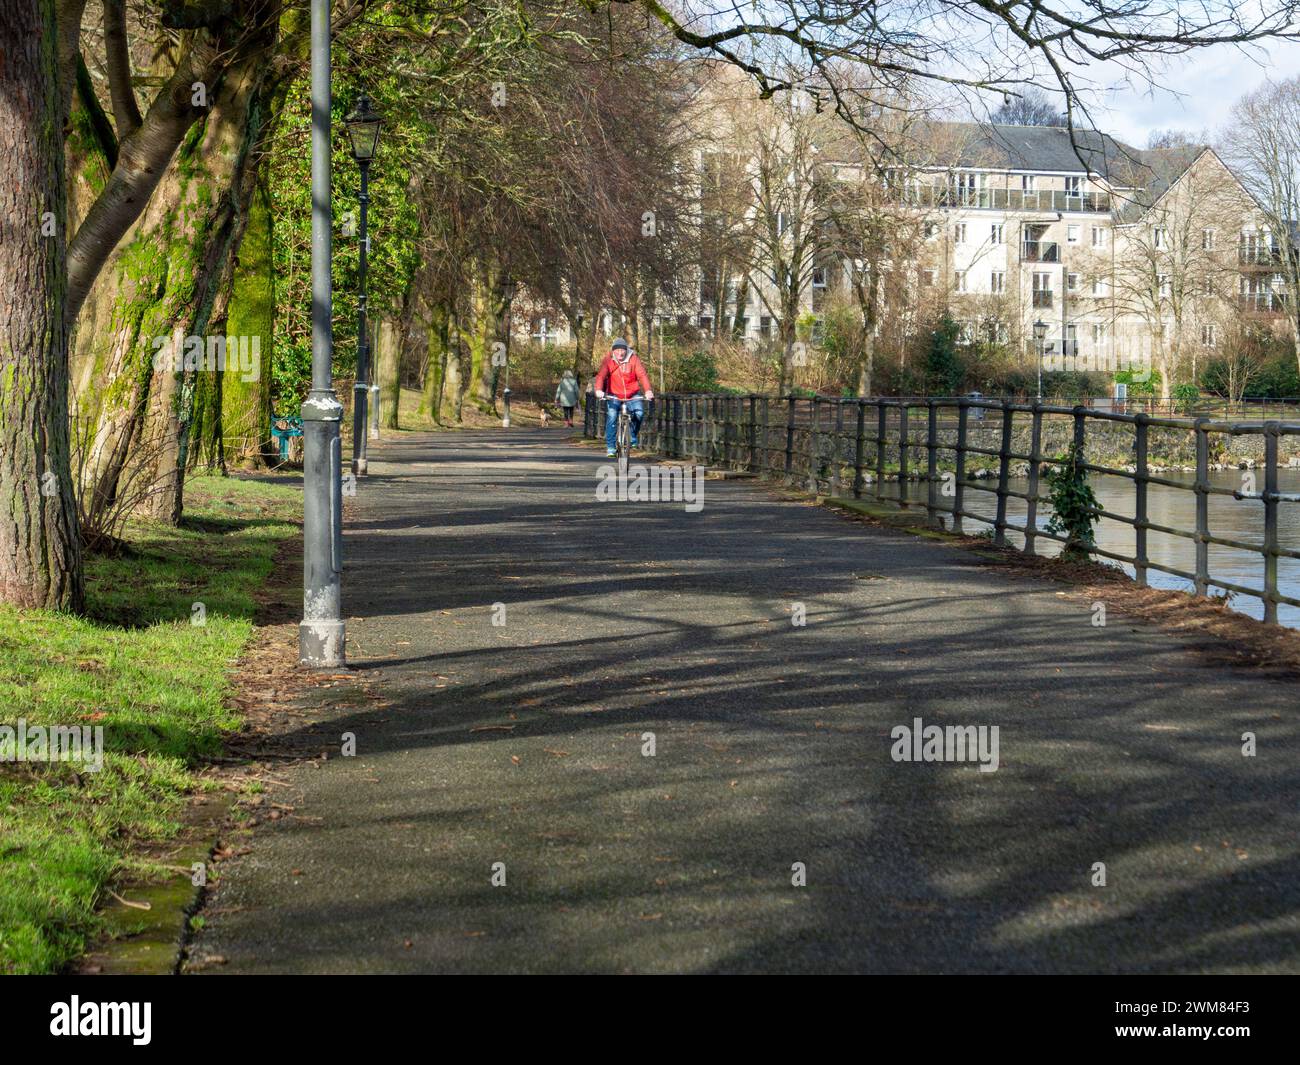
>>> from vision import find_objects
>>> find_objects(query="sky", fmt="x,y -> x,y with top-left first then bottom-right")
1071,38 -> 1300,148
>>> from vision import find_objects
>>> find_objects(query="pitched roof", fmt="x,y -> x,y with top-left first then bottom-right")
921,121 -> 1144,180
1110,144 -> 1209,223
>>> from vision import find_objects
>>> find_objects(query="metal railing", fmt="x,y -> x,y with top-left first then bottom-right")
1237,292 -> 1286,313
1239,246 -> 1283,266
1022,241 -> 1060,263
910,187 -> 1111,213
585,393 -> 1300,625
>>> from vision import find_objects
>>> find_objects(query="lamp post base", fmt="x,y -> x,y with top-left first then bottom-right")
300,389 -> 345,668
299,618 -> 346,667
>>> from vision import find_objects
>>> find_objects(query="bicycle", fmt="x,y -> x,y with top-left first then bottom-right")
614,394 -> 641,480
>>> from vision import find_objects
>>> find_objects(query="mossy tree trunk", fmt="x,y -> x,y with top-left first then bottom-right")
376,318 -> 401,430
75,15 -> 281,528
0,0 -> 84,610
419,302 -> 452,423
221,175 -> 275,466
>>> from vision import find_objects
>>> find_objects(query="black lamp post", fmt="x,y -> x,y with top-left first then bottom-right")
1033,318 -> 1048,400
345,93 -> 382,474
501,279 -> 517,428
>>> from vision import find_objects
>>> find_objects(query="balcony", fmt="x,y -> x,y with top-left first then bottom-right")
1032,290 -> 1054,308
909,186 -> 1111,213
1239,246 -> 1283,266
1022,240 -> 1060,263
1238,292 -> 1286,313
1043,340 -> 1079,356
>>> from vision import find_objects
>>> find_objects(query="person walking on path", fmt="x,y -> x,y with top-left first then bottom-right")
593,339 -> 653,457
555,369 -> 580,428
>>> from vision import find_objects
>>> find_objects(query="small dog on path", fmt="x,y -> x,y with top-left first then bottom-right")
539,407 -> 550,428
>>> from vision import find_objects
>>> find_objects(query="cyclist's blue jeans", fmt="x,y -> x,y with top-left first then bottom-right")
604,398 -> 644,452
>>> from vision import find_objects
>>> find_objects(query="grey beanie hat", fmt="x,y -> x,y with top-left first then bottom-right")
611,337 -> 629,351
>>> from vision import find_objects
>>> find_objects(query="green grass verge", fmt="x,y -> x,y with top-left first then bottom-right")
0,474 -> 300,974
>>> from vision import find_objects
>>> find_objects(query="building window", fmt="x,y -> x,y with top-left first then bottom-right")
1091,277 -> 1106,296
1067,272 -> 1080,292
1032,272 -> 1052,308
954,222 -> 967,244
1201,323 -> 1217,347
922,269 -> 936,287
1202,228 -> 1216,251
1158,274 -> 1171,297
1091,226 -> 1106,248
812,267 -> 827,289
1066,176 -> 1082,195
955,270 -> 968,293
991,223 -> 1004,245
1091,323 -> 1109,345
990,270 -> 1005,294
1021,174 -> 1036,191
1203,277 -> 1214,297
925,221 -> 939,240
951,171 -> 978,196
760,316 -> 772,338
1067,224 -> 1080,244
1154,226 -> 1168,250
699,315 -> 713,330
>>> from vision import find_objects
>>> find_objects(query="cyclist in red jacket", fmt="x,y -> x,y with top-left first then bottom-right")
593,339 -> 654,457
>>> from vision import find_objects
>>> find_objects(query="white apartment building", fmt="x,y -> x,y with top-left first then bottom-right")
903,124 -> 1284,376
521,111 -> 1288,384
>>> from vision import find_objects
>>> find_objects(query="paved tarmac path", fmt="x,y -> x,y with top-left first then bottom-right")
190,428 -> 1300,973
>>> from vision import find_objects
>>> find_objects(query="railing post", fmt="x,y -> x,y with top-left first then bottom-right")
853,400 -> 867,499
954,399 -> 968,534
749,395 -> 758,471
784,396 -> 796,477
696,397 -> 704,461
808,396 -> 821,494
994,399 -> 1012,547
1073,405 -> 1090,555
926,399 -> 938,524
1263,422 -> 1280,624
1194,416 -> 1210,597
898,403 -> 911,508
717,395 -> 728,465
831,400 -> 845,497
718,395 -> 726,465
875,401 -> 887,504
1024,400 -> 1042,555
1134,412 -> 1149,585
760,396 -> 770,475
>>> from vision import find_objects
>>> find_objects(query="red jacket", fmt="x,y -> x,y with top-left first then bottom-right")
594,352 -> 651,400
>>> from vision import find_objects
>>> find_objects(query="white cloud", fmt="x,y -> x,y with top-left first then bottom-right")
1087,39 -> 1300,147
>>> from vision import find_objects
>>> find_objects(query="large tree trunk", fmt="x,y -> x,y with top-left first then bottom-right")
66,22 -> 236,324
0,0 -> 84,610
419,303 -> 451,423
376,318 -> 401,431
465,262 -> 501,412
221,174 -> 275,466
144,32 -> 283,524
449,308 -> 468,421
582,300 -> 599,381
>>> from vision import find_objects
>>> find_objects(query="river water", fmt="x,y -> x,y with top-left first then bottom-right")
885,469 -> 1300,628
